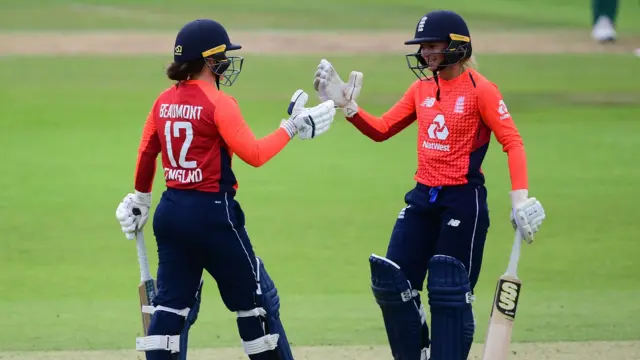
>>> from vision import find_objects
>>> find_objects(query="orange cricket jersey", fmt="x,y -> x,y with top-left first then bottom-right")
347,68 -> 528,190
134,80 -> 291,193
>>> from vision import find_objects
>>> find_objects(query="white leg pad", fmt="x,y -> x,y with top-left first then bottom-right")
242,334 -> 280,355
136,335 -> 181,353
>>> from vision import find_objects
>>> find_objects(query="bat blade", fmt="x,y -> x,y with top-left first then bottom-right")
138,278 -> 157,336
481,275 -> 522,360
482,230 -> 524,360
133,227 -> 157,336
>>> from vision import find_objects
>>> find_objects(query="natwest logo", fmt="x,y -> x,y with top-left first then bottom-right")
423,114 -> 450,152
427,114 -> 448,140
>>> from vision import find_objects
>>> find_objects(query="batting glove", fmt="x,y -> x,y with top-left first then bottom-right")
510,189 -> 545,243
115,191 -> 152,240
313,59 -> 362,118
280,89 -> 336,140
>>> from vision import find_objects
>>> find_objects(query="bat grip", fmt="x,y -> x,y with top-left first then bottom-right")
136,231 -> 152,282
506,230 -> 523,277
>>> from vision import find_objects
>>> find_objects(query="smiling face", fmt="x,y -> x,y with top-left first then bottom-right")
419,41 -> 449,72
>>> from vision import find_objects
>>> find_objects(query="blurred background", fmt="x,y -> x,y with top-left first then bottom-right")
0,0 -> 639,358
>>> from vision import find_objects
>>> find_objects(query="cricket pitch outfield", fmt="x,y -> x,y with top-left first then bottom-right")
1,27 -> 638,360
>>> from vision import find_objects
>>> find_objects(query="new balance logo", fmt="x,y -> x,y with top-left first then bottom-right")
447,219 -> 461,227
421,97 -> 436,108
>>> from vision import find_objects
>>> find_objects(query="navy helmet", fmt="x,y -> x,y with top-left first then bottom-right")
404,10 -> 472,80
173,19 -> 243,87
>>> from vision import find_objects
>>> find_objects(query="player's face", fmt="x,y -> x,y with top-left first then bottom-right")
420,41 -> 448,71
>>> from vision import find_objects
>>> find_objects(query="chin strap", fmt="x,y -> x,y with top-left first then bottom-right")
432,71 -> 441,101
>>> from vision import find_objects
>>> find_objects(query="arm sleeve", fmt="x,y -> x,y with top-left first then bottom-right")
214,96 -> 291,168
134,106 -> 162,193
346,82 -> 418,142
477,82 -> 528,190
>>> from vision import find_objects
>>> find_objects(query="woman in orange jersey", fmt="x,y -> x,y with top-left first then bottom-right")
313,10 -> 546,360
114,19 -> 335,360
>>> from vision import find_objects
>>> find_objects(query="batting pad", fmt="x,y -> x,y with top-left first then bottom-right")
136,279 -> 204,360
369,254 -> 430,360
427,255 -> 475,360
235,257 -> 294,360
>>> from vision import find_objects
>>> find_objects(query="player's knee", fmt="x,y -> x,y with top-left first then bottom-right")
136,280 -> 204,360
233,257 -> 294,360
370,254 -> 418,303
427,254 -> 474,306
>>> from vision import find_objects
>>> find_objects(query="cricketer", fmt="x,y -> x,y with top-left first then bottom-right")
313,10 -> 547,360
115,18 -> 336,360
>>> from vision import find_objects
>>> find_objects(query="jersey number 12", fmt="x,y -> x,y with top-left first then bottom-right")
164,121 -> 197,169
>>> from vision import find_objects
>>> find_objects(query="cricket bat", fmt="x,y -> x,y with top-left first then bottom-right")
481,230 -> 524,360
135,229 -> 157,336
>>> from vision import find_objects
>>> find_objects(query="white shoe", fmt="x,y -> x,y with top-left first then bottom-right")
592,16 -> 617,42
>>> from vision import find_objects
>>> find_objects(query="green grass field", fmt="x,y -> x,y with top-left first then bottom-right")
2,0 -> 640,32
1,0 -> 639,359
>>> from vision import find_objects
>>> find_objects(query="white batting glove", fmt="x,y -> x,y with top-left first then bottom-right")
115,191 -> 152,240
313,59 -> 363,118
510,189 -> 546,243
280,89 -> 336,140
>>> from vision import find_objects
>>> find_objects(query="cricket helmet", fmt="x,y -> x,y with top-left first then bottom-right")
404,10 -> 472,79
173,19 -> 243,87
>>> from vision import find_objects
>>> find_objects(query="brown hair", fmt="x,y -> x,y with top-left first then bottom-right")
166,59 -> 205,81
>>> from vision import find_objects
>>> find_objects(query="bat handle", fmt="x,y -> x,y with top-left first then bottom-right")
131,207 -> 152,282
136,230 -> 152,282
506,230 -> 523,278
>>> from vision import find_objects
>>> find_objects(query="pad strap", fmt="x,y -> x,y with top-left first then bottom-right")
142,305 -> 190,317
242,334 -> 280,355
136,335 -> 180,352
136,305 -> 191,354
237,307 -> 267,318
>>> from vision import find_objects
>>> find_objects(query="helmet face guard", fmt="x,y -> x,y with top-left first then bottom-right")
405,33 -> 472,80
202,44 -> 244,87
207,53 -> 244,87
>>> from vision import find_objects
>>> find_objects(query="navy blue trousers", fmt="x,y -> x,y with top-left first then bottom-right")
386,183 -> 490,293
148,188 -> 260,331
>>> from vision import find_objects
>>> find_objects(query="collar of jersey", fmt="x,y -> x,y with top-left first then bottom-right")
184,79 -> 219,91
437,69 -> 469,86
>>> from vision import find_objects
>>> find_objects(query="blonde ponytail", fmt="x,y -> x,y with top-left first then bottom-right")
461,55 -> 478,71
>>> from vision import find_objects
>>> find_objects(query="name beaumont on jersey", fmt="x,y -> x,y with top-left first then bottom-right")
159,104 -> 203,120
160,103 -> 204,184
